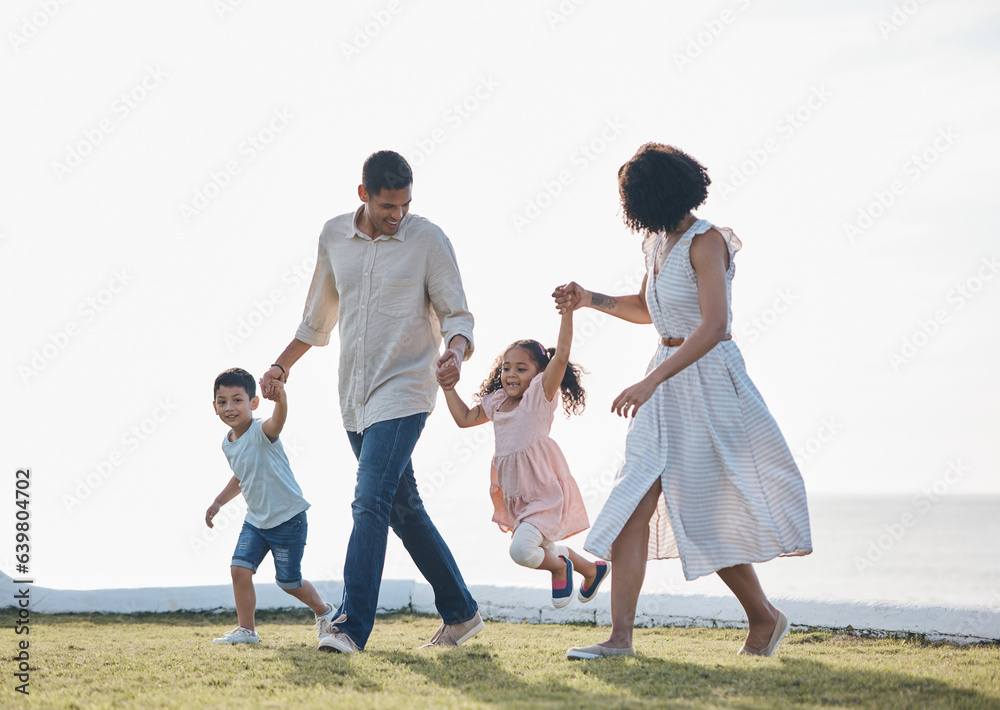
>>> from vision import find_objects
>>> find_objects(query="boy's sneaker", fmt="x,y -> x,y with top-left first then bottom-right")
314,602 -> 336,640
212,626 -> 259,644
317,613 -> 360,653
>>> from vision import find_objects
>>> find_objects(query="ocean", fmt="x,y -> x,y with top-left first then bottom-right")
444,495 -> 1000,610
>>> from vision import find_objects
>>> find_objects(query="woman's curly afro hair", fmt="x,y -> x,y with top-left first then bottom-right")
618,143 -> 711,234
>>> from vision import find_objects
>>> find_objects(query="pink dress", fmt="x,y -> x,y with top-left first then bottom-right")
480,373 -> 590,541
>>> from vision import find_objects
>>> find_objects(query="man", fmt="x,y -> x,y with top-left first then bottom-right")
259,150 -> 482,653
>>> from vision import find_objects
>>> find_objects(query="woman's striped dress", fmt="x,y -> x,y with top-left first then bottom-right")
584,219 -> 812,581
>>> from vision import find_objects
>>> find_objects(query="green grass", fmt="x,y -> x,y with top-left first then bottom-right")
2,610 -> 998,709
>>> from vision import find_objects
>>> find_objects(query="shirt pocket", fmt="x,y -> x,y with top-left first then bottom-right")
378,277 -> 420,318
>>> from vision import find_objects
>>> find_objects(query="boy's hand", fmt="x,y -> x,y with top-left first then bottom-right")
259,365 -> 286,401
205,502 -> 221,528
267,379 -> 286,402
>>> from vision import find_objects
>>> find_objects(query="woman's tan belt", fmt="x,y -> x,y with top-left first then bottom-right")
662,334 -> 732,347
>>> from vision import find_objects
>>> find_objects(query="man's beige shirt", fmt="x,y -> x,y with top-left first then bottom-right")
295,208 -> 474,432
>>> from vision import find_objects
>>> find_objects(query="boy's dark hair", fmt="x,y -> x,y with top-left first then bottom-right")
214,367 -> 256,399
618,143 -> 711,234
477,340 -> 586,418
362,150 -> 413,195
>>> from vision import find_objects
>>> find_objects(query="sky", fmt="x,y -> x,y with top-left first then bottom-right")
2,1 -> 998,595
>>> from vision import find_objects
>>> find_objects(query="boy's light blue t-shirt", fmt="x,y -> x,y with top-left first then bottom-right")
222,418 -> 309,529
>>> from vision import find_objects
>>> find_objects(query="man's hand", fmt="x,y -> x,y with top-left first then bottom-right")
436,348 -> 463,390
552,282 -> 590,314
259,365 -> 286,401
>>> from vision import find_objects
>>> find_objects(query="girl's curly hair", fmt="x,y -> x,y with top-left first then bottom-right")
618,143 -> 711,234
476,340 -> 586,418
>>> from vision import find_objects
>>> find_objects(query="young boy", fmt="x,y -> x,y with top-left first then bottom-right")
205,367 -> 334,644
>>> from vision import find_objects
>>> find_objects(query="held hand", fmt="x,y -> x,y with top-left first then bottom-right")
436,348 -> 463,390
552,282 -> 590,314
267,379 -> 286,402
611,375 -> 661,418
259,366 -> 286,401
205,502 -> 221,528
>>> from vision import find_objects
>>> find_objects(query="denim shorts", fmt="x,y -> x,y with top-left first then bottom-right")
231,511 -> 307,590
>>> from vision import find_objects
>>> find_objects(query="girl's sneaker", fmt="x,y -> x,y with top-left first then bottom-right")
552,556 -> 574,609
578,560 -> 611,603
212,626 -> 259,644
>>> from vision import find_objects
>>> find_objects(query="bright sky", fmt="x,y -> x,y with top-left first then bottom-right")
2,1 -> 998,593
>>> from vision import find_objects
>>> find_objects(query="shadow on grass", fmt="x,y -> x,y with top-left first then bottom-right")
573,653 -> 990,707
270,638 -> 994,708
275,644 -> 596,705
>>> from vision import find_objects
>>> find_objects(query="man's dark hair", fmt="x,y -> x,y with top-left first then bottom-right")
362,150 -> 413,195
618,143 -> 711,233
214,367 -> 256,399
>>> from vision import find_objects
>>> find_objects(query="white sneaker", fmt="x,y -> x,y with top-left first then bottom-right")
317,614 -> 360,653
212,626 -> 259,644
315,603 -> 336,640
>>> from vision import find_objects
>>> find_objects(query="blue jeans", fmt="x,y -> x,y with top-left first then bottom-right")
335,413 -> 478,648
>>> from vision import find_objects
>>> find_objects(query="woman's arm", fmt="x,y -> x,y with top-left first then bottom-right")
611,230 -> 731,417
552,276 -> 652,325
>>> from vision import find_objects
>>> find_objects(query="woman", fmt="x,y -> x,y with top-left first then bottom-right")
554,143 -> 811,659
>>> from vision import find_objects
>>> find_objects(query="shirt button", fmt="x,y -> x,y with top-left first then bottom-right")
361,304 -> 366,310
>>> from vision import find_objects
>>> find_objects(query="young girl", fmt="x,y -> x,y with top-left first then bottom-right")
441,308 -> 610,608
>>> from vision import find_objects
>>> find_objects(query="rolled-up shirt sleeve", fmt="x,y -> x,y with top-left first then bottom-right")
295,239 -> 339,347
428,236 -> 474,360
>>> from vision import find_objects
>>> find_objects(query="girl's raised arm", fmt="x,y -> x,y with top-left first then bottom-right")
442,388 -> 489,428
542,309 -> 574,401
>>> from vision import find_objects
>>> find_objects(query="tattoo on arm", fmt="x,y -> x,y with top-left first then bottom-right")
591,292 -> 617,310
